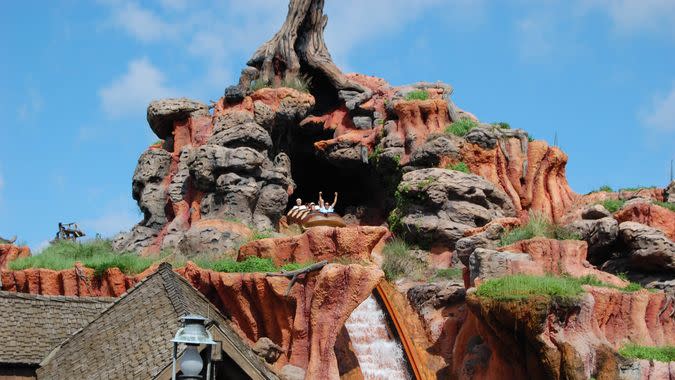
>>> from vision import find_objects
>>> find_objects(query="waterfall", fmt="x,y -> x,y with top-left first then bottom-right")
344,295 -> 412,380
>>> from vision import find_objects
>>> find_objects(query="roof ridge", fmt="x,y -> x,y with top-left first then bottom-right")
0,290 -> 116,303
157,262 -> 190,316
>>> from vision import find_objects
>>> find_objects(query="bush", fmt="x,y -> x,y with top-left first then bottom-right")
653,201 -> 675,212
600,199 -> 625,213
620,186 -> 655,192
249,79 -> 272,92
495,122 -> 510,129
475,274 -> 584,302
382,238 -> 426,281
594,185 -> 613,193
618,344 -> 675,362
404,90 -> 429,101
499,212 -> 580,246
280,75 -> 311,93
249,229 -> 275,241
446,162 -> 470,173
445,119 -> 478,137
9,240 -> 156,275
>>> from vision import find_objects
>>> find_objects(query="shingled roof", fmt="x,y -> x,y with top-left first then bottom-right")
0,291 -> 113,365
37,263 -> 278,380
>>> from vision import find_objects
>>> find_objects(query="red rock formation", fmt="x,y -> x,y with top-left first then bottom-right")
177,262 -> 383,378
463,140 -> 577,223
0,243 -> 30,271
614,201 -> 675,240
0,262 -> 154,296
238,226 -> 390,266
499,238 -> 627,287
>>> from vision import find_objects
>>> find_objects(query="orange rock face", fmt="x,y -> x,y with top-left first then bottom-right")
614,201 -> 675,240
238,226 -> 391,266
177,262 -> 383,378
499,238 -> 627,287
463,140 -> 577,223
0,244 -> 30,271
0,262 -> 154,297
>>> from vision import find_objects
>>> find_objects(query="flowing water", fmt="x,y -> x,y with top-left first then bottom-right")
344,295 -> 412,380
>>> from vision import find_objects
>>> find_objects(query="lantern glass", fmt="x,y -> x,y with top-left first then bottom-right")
179,345 -> 203,376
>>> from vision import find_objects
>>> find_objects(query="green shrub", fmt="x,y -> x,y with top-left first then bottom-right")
594,185 -> 613,193
382,238 -> 426,281
495,122 -> 510,129
653,201 -> 675,212
475,274 -> 584,302
528,135 -> 535,142
600,199 -> 625,213
9,240 -> 156,275
249,229 -> 275,241
499,212 -> 580,246
618,344 -> 675,362
435,268 -> 462,280
445,119 -> 478,137
197,256 -> 277,273
280,75 -> 311,93
404,90 -> 429,101
446,161 -> 470,173
249,79 -> 272,92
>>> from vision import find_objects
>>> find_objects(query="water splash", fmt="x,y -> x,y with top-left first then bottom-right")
344,295 -> 412,380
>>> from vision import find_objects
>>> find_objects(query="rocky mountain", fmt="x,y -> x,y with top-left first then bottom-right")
2,0 -> 674,379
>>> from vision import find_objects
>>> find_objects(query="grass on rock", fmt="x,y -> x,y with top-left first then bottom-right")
499,212 -> 580,246
404,90 -> 429,101
382,238 -> 426,281
9,240 -> 156,276
445,119 -> 478,137
195,256 -> 278,273
435,268 -> 463,280
654,201 -> 675,212
618,344 -> 675,362
593,185 -> 613,193
600,199 -> 625,213
446,161 -> 470,173
475,274 -> 585,302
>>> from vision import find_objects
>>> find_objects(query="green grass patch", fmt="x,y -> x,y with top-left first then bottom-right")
446,161 -> 470,173
599,199 -> 625,213
404,90 -> 429,101
435,268 -> 463,280
248,229 -> 275,241
619,186 -> 656,192
382,238 -> 426,281
9,240 -> 156,276
499,213 -> 580,246
195,256 -> 277,273
445,119 -> 478,137
495,122 -> 510,129
653,201 -> 675,212
475,274 -> 584,302
618,344 -> 675,362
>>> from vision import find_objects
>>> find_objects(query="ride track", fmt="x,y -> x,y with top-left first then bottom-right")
374,282 -> 425,380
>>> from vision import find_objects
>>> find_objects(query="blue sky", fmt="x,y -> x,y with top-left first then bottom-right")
1,0 -> 674,250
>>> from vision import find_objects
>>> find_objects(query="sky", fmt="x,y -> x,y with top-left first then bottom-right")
1,0 -> 674,250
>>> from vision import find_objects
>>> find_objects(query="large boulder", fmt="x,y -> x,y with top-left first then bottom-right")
146,98 -> 209,139
566,217 -> 619,263
394,168 -> 515,249
619,221 -> 675,272
665,181 -> 675,203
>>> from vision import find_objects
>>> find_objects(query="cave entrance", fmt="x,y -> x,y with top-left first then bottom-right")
284,127 -> 388,225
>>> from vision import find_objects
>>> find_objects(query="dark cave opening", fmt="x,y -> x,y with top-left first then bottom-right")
283,126 -> 389,224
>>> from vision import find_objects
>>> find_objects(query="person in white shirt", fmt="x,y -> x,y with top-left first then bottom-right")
318,192 -> 338,213
291,198 -> 307,211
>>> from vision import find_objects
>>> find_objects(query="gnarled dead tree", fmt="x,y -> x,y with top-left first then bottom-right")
244,0 -> 369,109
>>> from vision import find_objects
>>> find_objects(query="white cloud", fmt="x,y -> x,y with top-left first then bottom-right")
516,15 -> 555,61
579,0 -> 675,37
643,81 -> 675,132
99,57 -> 176,118
110,2 -> 175,42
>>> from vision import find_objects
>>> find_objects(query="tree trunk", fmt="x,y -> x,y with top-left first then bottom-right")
245,0 -> 366,107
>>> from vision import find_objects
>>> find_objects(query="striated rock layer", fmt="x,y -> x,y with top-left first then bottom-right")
238,225 -> 390,266
462,137 -> 577,224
